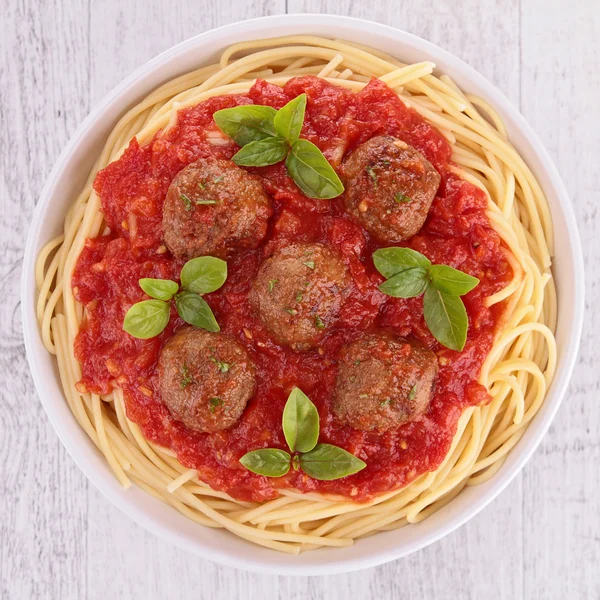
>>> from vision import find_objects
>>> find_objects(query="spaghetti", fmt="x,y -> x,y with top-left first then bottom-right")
36,36 -> 556,553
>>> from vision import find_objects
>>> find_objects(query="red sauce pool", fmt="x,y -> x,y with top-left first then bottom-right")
72,77 -> 512,502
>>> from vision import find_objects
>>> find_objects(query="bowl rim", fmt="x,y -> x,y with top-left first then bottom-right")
21,14 -> 584,575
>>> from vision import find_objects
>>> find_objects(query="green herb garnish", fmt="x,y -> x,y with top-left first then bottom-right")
123,256 -> 228,339
408,384 -> 417,401
179,364 -> 194,389
213,95 -> 344,200
296,291 -> 303,303
373,247 -> 479,351
239,449 -> 292,477
268,279 -> 279,292
123,300 -> 170,339
195,199 -> 217,205
314,314 -> 325,329
239,388 -> 366,480
180,193 -> 192,211
209,397 -> 223,412
210,356 -> 230,374
284,307 -> 298,316
139,278 -> 179,301
303,261 -> 315,269
366,165 -> 378,188
180,256 -> 227,294
394,192 -> 412,204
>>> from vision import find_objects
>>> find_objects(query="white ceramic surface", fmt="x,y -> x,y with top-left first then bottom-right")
21,14 -> 584,575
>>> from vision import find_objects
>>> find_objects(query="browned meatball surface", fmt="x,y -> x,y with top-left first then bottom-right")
339,135 -> 441,243
332,332 -> 438,432
162,157 -> 272,260
249,243 -> 351,351
157,327 -> 256,433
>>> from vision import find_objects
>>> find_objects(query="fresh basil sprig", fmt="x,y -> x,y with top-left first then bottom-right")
180,255 -> 228,294
212,105 -> 277,146
373,247 -> 479,351
231,137 -> 289,167
213,94 -> 344,200
239,387 -> 366,480
139,278 -> 179,301
273,93 -> 306,143
122,256 -> 227,339
282,387 -> 319,453
123,300 -> 171,339
174,290 -> 220,332
239,448 -> 292,478
299,443 -> 367,481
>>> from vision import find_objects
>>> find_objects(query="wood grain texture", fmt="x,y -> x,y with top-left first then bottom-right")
0,0 -> 597,598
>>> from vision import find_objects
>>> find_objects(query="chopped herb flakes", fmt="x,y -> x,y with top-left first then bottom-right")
408,384 -> 418,401
394,192 -> 412,204
353,359 -> 361,366
268,279 -> 279,292
181,192 -> 217,208
303,261 -> 315,269
359,393 -> 369,399
210,356 -> 230,373
296,291 -> 303,303
380,398 -> 391,407
209,397 -> 223,412
213,175 -> 224,184
366,165 -> 378,187
179,364 -> 194,388
284,307 -> 298,315
180,193 -> 192,211
314,314 -> 325,329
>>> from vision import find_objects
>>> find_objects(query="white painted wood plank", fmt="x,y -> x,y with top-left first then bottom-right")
520,1 -> 600,598
0,1 -> 91,599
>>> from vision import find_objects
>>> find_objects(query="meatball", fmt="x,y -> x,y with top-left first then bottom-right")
332,332 -> 438,432
249,243 -> 350,351
157,327 -> 256,433
339,135 -> 441,242
162,157 -> 272,260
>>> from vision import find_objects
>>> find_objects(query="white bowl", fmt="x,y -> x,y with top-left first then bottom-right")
21,14 -> 584,574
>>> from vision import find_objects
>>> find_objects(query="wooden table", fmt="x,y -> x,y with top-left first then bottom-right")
1,1 -> 598,597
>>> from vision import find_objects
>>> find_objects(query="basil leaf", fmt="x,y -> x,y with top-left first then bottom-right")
378,267 -> 429,298
282,387 -> 319,453
239,448 -> 291,477
175,291 -> 220,332
139,278 -> 179,301
428,264 -> 479,296
274,94 -> 307,144
213,105 -> 277,146
286,139 -> 344,199
232,137 -> 289,167
299,443 -> 366,481
423,284 -> 469,351
180,256 -> 228,294
123,300 -> 170,339
373,247 -> 431,279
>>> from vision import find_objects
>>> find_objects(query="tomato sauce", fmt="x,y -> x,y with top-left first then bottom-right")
72,77 -> 512,502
